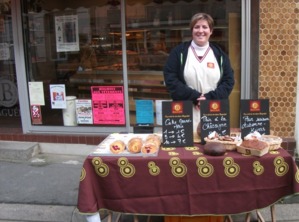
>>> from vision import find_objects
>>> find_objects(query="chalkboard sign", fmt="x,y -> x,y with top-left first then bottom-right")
162,101 -> 193,147
200,99 -> 230,143
240,99 -> 270,138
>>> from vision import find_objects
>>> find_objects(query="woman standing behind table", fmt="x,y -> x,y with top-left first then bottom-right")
163,12 -> 235,142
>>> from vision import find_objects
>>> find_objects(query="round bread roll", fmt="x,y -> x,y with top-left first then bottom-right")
110,140 -> 126,154
141,142 -> 158,154
127,137 -> 143,153
203,142 -> 226,156
145,134 -> 161,147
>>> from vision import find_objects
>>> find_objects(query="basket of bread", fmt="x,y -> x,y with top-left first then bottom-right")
236,131 -> 282,157
204,131 -> 242,151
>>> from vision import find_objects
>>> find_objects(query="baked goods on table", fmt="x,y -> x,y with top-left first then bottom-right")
141,134 -> 162,154
110,140 -> 126,154
203,142 -> 226,156
237,139 -> 269,157
204,131 -> 242,150
141,141 -> 159,154
127,137 -> 143,153
242,131 -> 282,151
95,133 -> 161,156
258,135 -> 282,151
145,134 -> 162,147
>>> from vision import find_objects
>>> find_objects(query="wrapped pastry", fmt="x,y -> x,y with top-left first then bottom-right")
141,141 -> 159,154
145,134 -> 161,147
127,137 -> 143,153
109,140 -> 126,154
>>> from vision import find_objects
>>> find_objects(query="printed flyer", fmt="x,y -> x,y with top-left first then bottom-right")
28,81 -> 45,105
76,99 -> 93,124
91,86 -> 125,125
49,84 -> 66,109
55,15 -> 79,52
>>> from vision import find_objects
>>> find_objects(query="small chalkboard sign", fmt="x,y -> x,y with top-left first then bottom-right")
162,101 -> 193,147
200,99 -> 230,143
240,99 -> 270,138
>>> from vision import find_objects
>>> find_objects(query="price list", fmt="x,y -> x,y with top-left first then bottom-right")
162,101 -> 193,147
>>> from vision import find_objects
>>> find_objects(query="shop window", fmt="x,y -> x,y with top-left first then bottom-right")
21,0 -> 241,129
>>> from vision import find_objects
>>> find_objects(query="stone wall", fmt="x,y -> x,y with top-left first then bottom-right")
259,0 -> 299,137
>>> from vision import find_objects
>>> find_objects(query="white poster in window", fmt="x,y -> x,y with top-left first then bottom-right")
28,81 -> 45,105
55,15 -> 79,52
49,84 -> 66,109
76,99 -> 93,124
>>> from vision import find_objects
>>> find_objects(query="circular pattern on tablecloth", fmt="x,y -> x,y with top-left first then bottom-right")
162,147 -> 176,151
295,169 -> 299,183
168,151 -> 179,156
91,157 -> 109,177
274,156 -> 289,177
118,157 -> 135,178
80,167 -> 86,181
196,157 -> 214,177
223,157 -> 240,178
169,157 -> 187,177
192,151 -> 203,156
148,161 -> 160,176
185,146 -> 199,151
253,161 -> 264,175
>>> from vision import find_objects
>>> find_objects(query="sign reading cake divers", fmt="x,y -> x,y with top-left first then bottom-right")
200,100 -> 230,143
162,101 -> 193,147
240,99 -> 270,138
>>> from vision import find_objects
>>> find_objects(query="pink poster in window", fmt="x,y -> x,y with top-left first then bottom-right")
91,86 -> 125,125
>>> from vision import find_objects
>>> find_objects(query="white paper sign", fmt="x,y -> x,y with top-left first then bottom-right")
55,15 -> 79,52
28,82 -> 45,105
155,100 -> 171,125
76,99 -> 93,124
49,84 -> 66,109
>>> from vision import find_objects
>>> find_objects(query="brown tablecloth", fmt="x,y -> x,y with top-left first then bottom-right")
77,146 -> 299,216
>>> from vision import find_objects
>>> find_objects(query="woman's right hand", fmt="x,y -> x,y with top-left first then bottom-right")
195,95 -> 206,110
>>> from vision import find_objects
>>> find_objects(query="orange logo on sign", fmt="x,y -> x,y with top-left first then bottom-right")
250,101 -> 261,112
172,102 -> 183,114
209,101 -> 220,112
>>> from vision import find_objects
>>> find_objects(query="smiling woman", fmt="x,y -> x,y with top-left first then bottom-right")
163,12 -> 235,143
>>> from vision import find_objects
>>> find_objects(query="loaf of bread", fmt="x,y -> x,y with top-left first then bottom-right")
240,140 -> 269,150
237,139 -> 270,156
203,142 -> 226,156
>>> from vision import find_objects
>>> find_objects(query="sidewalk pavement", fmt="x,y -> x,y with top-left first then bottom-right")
0,140 -> 299,222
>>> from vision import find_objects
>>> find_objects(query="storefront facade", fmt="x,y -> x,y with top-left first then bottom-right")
0,0 -> 298,152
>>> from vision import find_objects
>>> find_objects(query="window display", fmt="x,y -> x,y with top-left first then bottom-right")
22,0 -> 241,128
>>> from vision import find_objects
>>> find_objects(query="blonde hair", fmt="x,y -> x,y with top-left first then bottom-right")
189,13 -> 214,31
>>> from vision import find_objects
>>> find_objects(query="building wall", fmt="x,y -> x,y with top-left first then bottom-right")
259,0 -> 299,137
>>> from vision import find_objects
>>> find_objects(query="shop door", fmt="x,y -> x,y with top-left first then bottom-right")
0,1 -> 21,128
